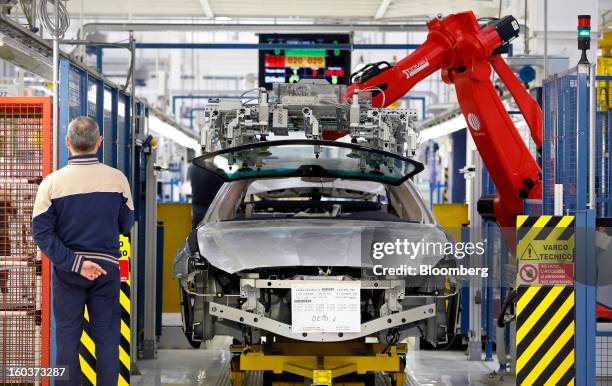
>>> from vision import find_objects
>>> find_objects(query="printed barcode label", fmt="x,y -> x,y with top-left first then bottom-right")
291,283 -> 360,333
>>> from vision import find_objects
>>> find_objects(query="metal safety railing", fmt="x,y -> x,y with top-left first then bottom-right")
0,97 -> 52,384
542,68 -> 580,214
543,69 -> 612,217
596,74 -> 612,218
59,59 -> 134,177
597,329 -> 612,383
542,65 -> 605,384
596,71 -> 612,384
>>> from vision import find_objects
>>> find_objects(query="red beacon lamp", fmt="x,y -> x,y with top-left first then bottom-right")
578,15 -> 591,64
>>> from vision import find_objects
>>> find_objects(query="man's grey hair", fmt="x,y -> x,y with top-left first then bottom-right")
68,117 -> 100,153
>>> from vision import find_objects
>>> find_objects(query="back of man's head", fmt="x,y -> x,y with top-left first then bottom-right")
68,117 -> 100,153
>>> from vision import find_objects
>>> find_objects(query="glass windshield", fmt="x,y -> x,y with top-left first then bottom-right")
193,140 -> 423,186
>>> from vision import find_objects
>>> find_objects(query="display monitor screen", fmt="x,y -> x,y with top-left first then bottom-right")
258,33 -> 351,90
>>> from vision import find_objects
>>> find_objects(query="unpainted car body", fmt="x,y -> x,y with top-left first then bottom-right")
174,173 -> 459,347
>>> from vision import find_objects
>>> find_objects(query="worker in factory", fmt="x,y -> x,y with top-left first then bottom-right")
32,117 -> 134,386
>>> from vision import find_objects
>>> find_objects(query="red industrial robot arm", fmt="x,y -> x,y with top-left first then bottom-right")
346,12 -> 542,229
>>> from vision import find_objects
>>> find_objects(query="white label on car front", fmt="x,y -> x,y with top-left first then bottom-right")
291,282 -> 360,333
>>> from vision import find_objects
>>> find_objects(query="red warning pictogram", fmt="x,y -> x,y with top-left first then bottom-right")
519,264 -> 538,284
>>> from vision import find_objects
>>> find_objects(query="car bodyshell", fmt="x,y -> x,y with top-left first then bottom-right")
173,175 -> 459,346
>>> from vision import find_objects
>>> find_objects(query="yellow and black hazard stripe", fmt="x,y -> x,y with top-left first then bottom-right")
516,215 -> 575,244
516,285 -> 575,385
79,284 -> 131,385
78,308 -> 97,384
119,280 -> 131,384
442,167 -> 449,203
79,237 -> 131,385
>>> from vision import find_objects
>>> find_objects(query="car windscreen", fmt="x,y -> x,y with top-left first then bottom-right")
192,139 -> 424,186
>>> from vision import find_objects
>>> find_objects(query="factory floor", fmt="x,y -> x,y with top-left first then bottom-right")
132,336 -> 503,386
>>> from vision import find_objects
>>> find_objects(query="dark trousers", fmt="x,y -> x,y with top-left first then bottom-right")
52,263 -> 120,386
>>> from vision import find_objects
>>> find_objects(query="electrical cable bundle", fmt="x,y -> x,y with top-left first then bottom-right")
37,0 -> 69,38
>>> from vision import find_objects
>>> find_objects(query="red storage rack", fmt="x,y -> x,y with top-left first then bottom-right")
0,97 -> 51,385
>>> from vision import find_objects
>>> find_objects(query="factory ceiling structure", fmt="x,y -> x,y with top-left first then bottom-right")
64,0 -> 519,19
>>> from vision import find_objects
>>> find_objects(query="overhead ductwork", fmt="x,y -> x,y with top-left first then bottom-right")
78,21 -> 428,39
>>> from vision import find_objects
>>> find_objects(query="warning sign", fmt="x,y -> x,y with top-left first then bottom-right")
519,243 -> 540,261
119,259 -> 130,282
516,215 -> 575,263
519,263 -> 538,284
515,216 -> 576,382
518,262 -> 574,285
516,216 -> 575,286
119,234 -> 130,282
539,263 -> 573,285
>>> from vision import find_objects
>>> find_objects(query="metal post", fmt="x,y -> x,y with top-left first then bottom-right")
543,0 -> 548,78
96,46 -> 103,73
95,79 -> 104,160
577,64 -> 590,209
52,0 -> 59,170
30,0 -> 37,33
554,184 -> 564,215
588,64 -> 596,210
509,319 -> 516,374
130,31 -> 136,148
130,222 -> 138,369
129,38 -> 136,191
128,32 -> 138,296
575,62 -> 596,385
482,166 -> 495,362
574,210 -> 596,385
608,108 -> 612,217
127,30 -> 141,365
427,143 -> 437,209
57,59 -> 70,167
524,0 -> 529,55
109,89 -> 118,167
142,146 -> 158,358
484,222 -> 494,362
468,150 -> 483,361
